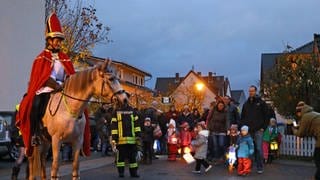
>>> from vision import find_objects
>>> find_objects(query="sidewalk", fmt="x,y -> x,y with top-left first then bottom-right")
275,158 -> 314,167
0,155 -> 115,179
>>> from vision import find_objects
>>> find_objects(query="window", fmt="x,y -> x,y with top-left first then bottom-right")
117,69 -> 123,79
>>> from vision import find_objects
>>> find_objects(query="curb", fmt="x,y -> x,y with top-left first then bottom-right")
273,159 -> 314,167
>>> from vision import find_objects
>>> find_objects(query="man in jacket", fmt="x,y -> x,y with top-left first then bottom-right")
239,85 -> 269,174
293,101 -> 320,180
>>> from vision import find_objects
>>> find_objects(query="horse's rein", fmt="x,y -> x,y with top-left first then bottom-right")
48,91 -> 110,118
48,74 -> 127,117
62,78 -> 126,104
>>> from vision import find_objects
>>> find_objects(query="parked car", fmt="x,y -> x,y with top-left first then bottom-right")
0,111 -> 20,160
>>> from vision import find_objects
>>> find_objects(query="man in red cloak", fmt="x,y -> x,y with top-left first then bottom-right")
16,13 -> 91,157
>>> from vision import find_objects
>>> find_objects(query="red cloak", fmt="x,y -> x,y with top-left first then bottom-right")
16,49 -> 91,157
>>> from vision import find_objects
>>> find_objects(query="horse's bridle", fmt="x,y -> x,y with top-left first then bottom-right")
100,75 -> 128,102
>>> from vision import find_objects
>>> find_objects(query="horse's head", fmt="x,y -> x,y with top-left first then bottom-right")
93,59 -> 129,105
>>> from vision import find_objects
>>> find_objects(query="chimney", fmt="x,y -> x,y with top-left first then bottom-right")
313,33 -> 320,54
208,72 -> 213,83
175,73 -> 180,83
197,72 -> 202,76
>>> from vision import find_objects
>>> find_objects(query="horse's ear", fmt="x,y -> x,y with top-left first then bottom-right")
105,58 -> 112,72
99,58 -> 112,72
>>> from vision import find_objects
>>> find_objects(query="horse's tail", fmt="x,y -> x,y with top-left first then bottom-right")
32,146 -> 41,177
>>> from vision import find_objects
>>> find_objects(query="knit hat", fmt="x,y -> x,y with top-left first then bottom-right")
270,118 -> 276,122
296,101 -> 305,112
144,117 -> 151,122
197,121 -> 206,129
230,124 -> 238,130
241,125 -> 249,132
168,119 -> 176,128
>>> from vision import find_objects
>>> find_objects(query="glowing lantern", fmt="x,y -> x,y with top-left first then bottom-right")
226,145 -> 237,172
270,141 -> 278,150
183,153 -> 195,164
184,147 -> 191,154
178,148 -> 181,154
171,137 -> 177,144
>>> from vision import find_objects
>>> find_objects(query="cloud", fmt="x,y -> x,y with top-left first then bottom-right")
92,0 -> 320,91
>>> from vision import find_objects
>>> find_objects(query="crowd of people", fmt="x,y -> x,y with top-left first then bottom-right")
89,85 -> 285,177
9,9 -> 319,180
11,83 -> 320,179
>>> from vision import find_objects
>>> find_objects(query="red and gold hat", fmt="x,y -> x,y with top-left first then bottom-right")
45,12 -> 64,39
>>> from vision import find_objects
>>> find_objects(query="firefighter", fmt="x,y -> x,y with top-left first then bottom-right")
111,103 -> 142,178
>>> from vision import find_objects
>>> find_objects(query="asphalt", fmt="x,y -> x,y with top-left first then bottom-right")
0,153 -> 315,180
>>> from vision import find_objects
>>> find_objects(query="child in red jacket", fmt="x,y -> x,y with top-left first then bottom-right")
179,122 -> 192,155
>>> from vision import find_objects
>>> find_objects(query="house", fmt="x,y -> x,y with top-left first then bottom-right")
83,56 -> 154,108
230,90 -> 246,110
260,34 -> 320,124
261,33 -> 320,93
155,70 -> 231,111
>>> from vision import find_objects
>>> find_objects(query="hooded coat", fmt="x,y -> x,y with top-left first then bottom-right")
237,134 -> 254,158
191,130 -> 209,159
294,105 -> 320,148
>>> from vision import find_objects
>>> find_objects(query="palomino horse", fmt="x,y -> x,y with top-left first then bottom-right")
28,60 -> 128,180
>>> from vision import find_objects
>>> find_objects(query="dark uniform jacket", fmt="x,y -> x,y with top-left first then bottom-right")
111,106 -> 141,145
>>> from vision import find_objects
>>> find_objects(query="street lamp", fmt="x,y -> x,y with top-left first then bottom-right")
195,82 -> 204,91
193,82 -> 204,110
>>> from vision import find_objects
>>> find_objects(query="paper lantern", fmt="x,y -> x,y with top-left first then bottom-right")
183,153 -> 195,164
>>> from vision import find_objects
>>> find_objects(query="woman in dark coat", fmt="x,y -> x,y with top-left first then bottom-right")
207,101 -> 227,162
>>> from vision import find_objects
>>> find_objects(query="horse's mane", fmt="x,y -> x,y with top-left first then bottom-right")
64,68 -> 95,93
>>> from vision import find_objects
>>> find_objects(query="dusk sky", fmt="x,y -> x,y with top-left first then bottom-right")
91,0 -> 320,92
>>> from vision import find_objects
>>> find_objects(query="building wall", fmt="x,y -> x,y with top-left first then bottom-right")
113,65 -> 145,86
0,1 -> 44,110
121,84 -> 153,109
238,93 -> 246,111
171,72 -> 216,110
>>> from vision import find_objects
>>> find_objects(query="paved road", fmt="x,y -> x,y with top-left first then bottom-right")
63,156 -> 316,180
0,153 -> 316,180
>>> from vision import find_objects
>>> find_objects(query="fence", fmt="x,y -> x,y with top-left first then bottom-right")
280,135 -> 315,157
